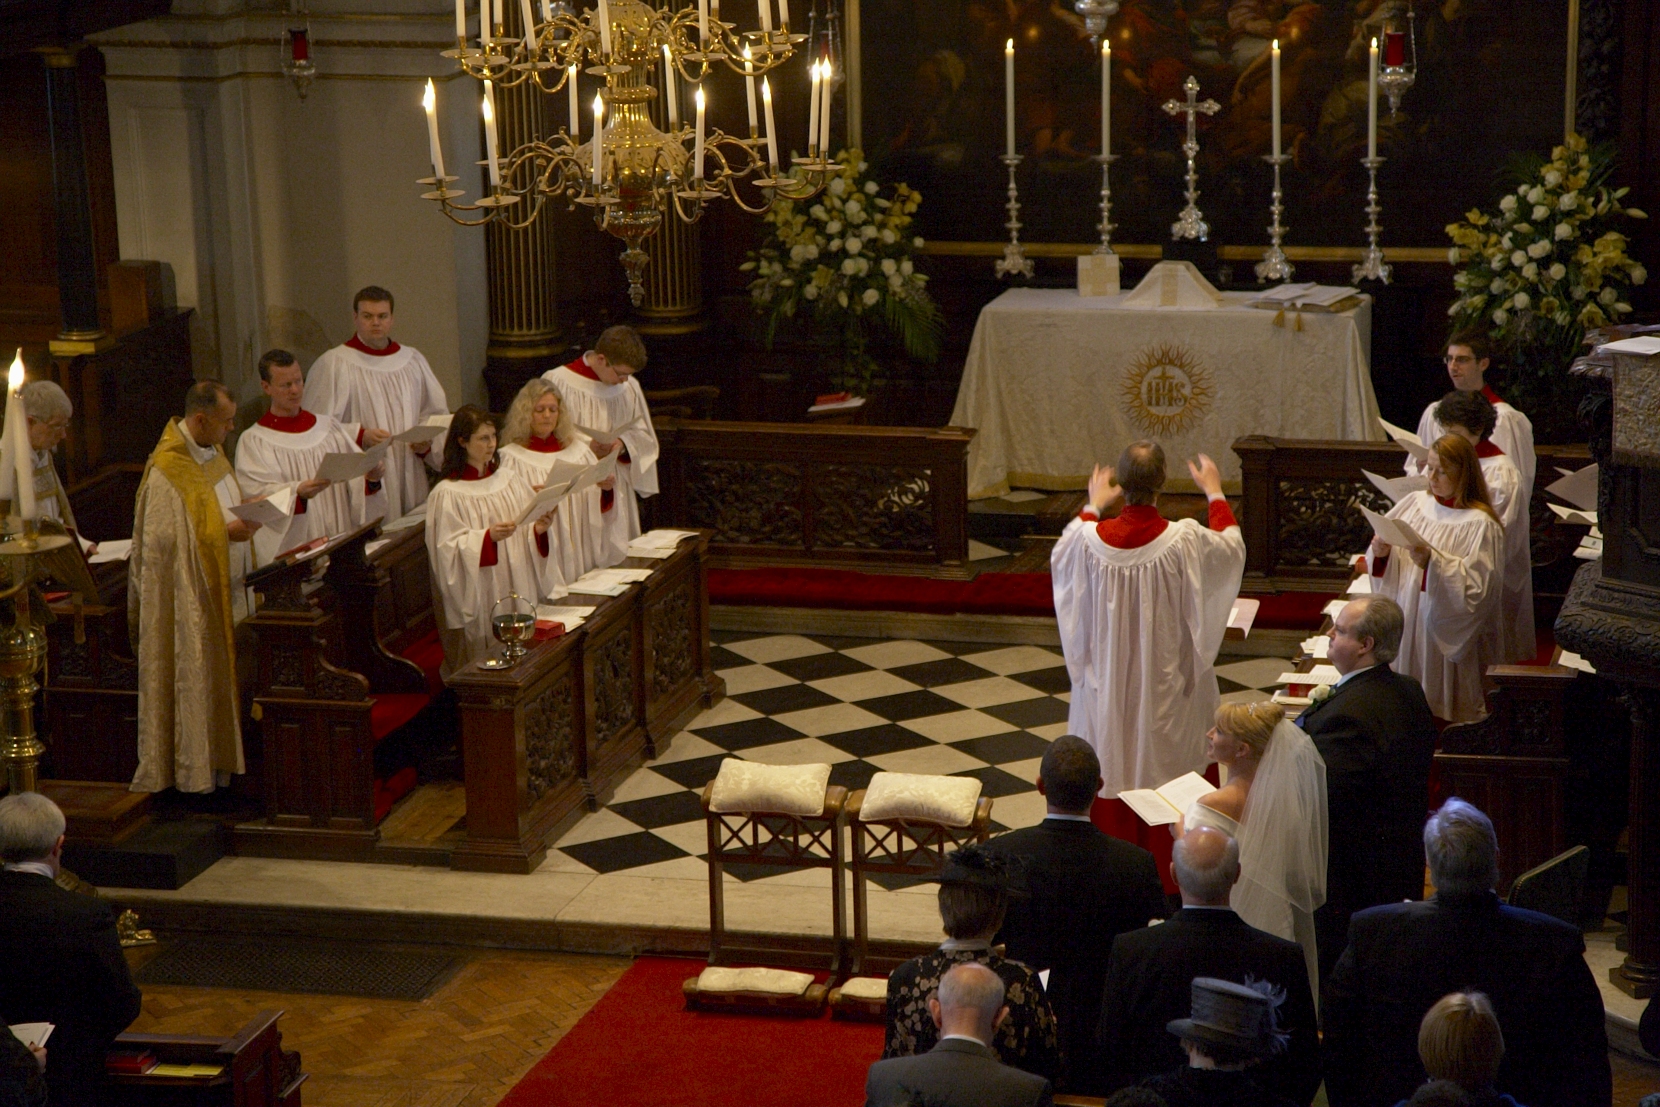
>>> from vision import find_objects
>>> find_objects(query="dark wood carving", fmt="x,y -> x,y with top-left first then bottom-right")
647,584 -> 693,697
591,628 -> 637,749
816,464 -> 936,551
685,458 -> 803,546
1274,477 -> 1393,571
524,680 -> 577,802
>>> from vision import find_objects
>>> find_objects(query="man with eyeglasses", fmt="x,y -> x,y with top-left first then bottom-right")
4,380 -> 100,598
1404,330 -> 1536,495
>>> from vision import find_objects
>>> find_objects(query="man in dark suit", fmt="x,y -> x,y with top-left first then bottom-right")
1296,594 -> 1437,982
0,793 -> 143,1107
866,962 -> 1053,1107
982,735 -> 1167,1090
1096,826 -> 1320,1105
1322,799 -> 1610,1107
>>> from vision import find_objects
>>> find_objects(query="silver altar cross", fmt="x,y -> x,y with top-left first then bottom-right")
1162,75 -> 1220,241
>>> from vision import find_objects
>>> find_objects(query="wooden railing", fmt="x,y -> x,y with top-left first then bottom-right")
653,418 -> 974,577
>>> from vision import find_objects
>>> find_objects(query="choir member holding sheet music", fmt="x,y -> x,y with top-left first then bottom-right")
425,406 -> 563,676
235,350 -> 388,566
1403,330 -> 1536,495
498,378 -> 613,588
1364,434 -> 1504,723
544,326 -> 659,563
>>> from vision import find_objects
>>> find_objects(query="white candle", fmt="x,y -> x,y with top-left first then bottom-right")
1367,36 -> 1378,160
568,65 -> 579,138
1100,40 -> 1110,157
807,59 -> 821,154
482,80 -> 501,187
819,55 -> 831,153
1270,39 -> 1281,158
492,0 -> 504,35
455,0 -> 466,41
519,0 -> 537,52
7,352 -> 33,524
592,93 -> 605,184
422,80 -> 446,178
758,0 -> 771,33
761,76 -> 778,168
777,0 -> 789,32
698,0 -> 709,43
597,0 -> 612,55
1004,38 -> 1015,157
743,45 -> 758,136
694,86 -> 707,180
663,45 -> 679,129
541,0 -> 551,22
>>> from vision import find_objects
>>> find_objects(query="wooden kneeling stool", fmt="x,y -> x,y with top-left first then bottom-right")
700,759 -> 849,974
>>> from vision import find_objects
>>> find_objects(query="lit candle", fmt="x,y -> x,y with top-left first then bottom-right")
694,86 -> 707,180
758,0 -> 771,34
592,93 -> 605,184
1270,39 -> 1280,159
1367,36 -> 1378,159
423,79 -> 446,178
597,0 -> 612,55
481,80 -> 501,187
819,55 -> 831,153
1100,40 -> 1110,158
519,0 -> 537,52
663,45 -> 679,129
1004,38 -> 1015,158
807,59 -> 821,155
761,76 -> 778,168
743,45 -> 758,136
568,65 -> 579,138
455,0 -> 466,42
698,0 -> 708,43
6,351 -> 33,524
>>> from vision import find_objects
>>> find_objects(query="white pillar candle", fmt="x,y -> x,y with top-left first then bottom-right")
492,0 -> 504,35
819,55 -> 831,153
541,0 -> 551,22
758,0 -> 771,34
743,45 -> 758,136
455,0 -> 467,41
481,80 -> 501,187
519,0 -> 537,52
1100,40 -> 1110,157
592,93 -> 605,184
6,351 -> 33,524
1271,39 -> 1281,158
761,76 -> 778,168
694,86 -> 707,180
807,59 -> 821,154
663,45 -> 679,128
597,0 -> 612,55
568,65 -> 580,138
1004,38 -> 1015,157
1367,36 -> 1378,160
423,80 -> 446,178
777,0 -> 789,32
698,0 -> 708,43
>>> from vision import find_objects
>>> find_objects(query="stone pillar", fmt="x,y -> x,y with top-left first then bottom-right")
39,45 -> 112,355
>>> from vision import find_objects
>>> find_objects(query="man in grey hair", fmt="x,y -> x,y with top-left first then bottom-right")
4,378 -> 101,596
1296,592 -> 1437,983
1323,798 -> 1610,1107
0,793 -> 142,1107
1094,826 -> 1320,1103
865,962 -> 1053,1107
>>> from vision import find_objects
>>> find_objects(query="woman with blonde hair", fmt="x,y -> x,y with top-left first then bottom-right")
1365,434 -> 1505,723
1181,699 -> 1327,995
498,378 -> 614,586
1398,992 -> 1520,1107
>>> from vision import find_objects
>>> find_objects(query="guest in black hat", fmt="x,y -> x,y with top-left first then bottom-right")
1136,977 -> 1297,1107
882,845 -> 1062,1082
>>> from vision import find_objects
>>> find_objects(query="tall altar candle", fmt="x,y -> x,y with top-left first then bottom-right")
743,45 -> 758,135
807,59 -> 821,154
1100,40 -> 1110,157
761,77 -> 779,168
819,56 -> 831,153
568,65 -> 580,138
663,45 -> 679,128
1367,36 -> 1378,159
1004,38 -> 1015,157
6,351 -> 33,525
757,0 -> 771,33
455,0 -> 467,42
492,0 -> 504,35
592,93 -> 605,184
777,0 -> 789,31
482,80 -> 501,187
519,0 -> 537,52
597,0 -> 612,55
1270,39 -> 1281,158
698,0 -> 708,43
694,86 -> 707,180
423,80 -> 446,178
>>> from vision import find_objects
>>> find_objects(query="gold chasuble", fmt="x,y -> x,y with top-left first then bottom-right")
130,418 -> 245,794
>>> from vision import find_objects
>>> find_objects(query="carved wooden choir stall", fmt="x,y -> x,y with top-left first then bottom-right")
107,1009 -> 304,1107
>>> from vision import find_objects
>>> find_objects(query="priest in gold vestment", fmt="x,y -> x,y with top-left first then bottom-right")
130,382 -> 262,794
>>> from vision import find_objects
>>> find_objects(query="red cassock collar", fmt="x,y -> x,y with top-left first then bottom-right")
1435,494 -> 1458,508
525,433 -> 565,453
1475,439 -> 1504,458
458,463 -> 497,481
1481,385 -> 1504,406
1096,503 -> 1169,549
566,357 -> 601,381
347,335 -> 402,357
257,409 -> 318,433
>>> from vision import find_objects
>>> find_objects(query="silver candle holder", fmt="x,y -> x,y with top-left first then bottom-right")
1352,155 -> 1391,284
1093,152 -> 1118,254
995,154 -> 1034,280
1255,152 -> 1293,283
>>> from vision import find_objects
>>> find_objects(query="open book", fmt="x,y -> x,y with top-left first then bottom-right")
1277,664 -> 1342,686
229,486 -> 297,530
1546,465 -> 1598,512
1118,772 -> 1215,828
1377,418 -> 1429,465
8,1023 -> 51,1048
1248,282 -> 1361,311
512,455 -> 617,526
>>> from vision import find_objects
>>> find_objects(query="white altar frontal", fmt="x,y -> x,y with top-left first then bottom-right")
950,287 -> 1383,499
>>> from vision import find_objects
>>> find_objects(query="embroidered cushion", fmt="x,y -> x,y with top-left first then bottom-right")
696,966 -> 814,995
860,772 -> 982,827
707,759 -> 830,816
837,976 -> 889,1000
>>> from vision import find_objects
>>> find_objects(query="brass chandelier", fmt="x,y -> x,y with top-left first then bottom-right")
420,0 -> 833,304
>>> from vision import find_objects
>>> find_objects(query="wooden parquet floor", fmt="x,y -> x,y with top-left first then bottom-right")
124,944 -> 628,1107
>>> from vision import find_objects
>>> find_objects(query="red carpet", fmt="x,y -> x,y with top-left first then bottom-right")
499,957 -> 884,1107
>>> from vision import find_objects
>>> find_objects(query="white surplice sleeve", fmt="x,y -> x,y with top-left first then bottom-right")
425,487 -> 490,631
1050,516 -> 1098,688
1185,519 -> 1247,668
302,351 -> 350,423
1405,403 -> 1440,479
1493,405 -> 1536,494
410,351 -> 450,473
1423,515 -> 1504,660
615,380 -> 660,496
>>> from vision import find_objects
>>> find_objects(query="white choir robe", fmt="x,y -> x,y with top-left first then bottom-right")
304,340 -> 448,519
32,448 -> 70,527
544,361 -> 658,564
1364,492 -> 1505,724
1051,509 -> 1246,795
1478,448 -> 1536,662
425,466 -> 565,676
235,412 -> 387,566
1406,389 -> 1537,495
499,437 -> 609,589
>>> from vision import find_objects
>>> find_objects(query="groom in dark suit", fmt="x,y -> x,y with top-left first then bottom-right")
1296,595 -> 1437,982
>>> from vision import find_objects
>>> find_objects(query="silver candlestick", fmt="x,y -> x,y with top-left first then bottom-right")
1163,76 -> 1220,241
1094,152 -> 1118,254
995,154 -> 1034,279
1352,155 -> 1391,284
1255,152 -> 1293,283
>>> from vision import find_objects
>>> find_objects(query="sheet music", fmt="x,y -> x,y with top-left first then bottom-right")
1347,575 -> 1373,595
1303,635 -> 1331,659
1360,505 -> 1437,554
390,422 -> 448,445
315,442 -> 388,484
1377,417 -> 1429,464
513,480 -> 575,527
1277,665 -> 1342,686
575,415 -> 645,442
1548,502 -> 1598,526
1323,599 -> 1348,618
1546,465 -> 1598,511
1363,469 -> 1428,504
229,486 -> 297,529
87,539 -> 132,564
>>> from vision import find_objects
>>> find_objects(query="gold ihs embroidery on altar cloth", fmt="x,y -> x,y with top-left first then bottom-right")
1120,343 -> 1214,438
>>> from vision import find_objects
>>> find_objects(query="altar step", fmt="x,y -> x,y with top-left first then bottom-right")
65,815 -> 228,890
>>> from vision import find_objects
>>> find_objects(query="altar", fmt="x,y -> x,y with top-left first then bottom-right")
950,287 -> 1383,498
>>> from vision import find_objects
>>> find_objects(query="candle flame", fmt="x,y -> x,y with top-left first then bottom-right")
1005,38 -> 1013,52
7,349 -> 21,394
696,86 -> 705,110
1102,40 -> 1109,57
594,92 -> 604,120
761,76 -> 772,103
742,44 -> 752,64
481,85 -> 494,124
423,79 -> 436,113
1371,35 -> 1378,48
1271,38 -> 1279,51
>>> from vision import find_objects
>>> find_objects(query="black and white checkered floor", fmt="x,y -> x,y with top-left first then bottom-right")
549,632 -> 1294,880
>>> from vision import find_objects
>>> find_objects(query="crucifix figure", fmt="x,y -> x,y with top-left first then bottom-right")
1162,75 -> 1220,241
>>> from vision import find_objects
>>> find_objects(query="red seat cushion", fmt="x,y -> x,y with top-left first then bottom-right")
373,766 -> 419,823
401,629 -> 446,698
369,692 -> 429,743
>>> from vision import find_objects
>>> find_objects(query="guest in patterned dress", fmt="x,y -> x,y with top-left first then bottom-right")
883,845 -> 1063,1082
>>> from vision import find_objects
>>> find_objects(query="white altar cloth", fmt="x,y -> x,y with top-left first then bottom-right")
950,288 -> 1382,499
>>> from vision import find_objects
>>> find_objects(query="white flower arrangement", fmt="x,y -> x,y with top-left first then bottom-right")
742,149 -> 940,394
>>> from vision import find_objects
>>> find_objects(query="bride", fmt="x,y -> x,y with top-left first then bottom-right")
1179,700 -> 1328,995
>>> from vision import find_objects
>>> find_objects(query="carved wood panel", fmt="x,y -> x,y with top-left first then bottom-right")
814,465 -> 936,551
522,679 -> 577,802
684,459 -> 803,546
1275,478 -> 1393,569
647,583 -> 694,698
591,630 -> 636,748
